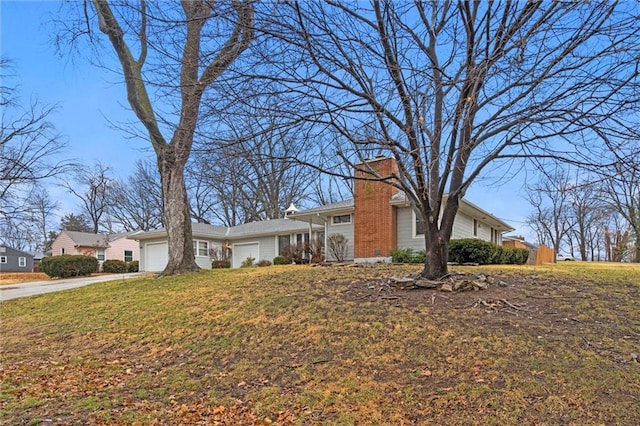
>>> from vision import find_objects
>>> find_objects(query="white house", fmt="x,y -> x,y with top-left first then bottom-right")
130,157 -> 514,272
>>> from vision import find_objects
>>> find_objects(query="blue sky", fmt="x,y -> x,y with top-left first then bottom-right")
1,1 -> 534,240
2,1 -> 150,176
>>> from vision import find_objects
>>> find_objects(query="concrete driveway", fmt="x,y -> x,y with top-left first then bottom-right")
0,272 -> 148,301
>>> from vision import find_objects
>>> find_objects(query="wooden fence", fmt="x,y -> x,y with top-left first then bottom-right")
504,239 -> 554,265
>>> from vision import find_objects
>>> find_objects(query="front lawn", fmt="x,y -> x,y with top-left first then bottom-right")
1,263 -> 639,424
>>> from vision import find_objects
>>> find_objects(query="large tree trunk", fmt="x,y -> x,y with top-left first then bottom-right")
91,1 -> 253,276
422,231 -> 449,280
419,196 -> 460,279
158,148 -> 199,276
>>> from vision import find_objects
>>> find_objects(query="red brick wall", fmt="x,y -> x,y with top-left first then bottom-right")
354,157 -> 398,258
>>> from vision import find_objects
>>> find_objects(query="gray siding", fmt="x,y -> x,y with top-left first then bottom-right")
395,207 -> 424,251
396,207 -> 503,251
0,246 -> 34,272
232,236 -> 277,264
452,211 -> 473,240
326,218 -> 354,261
193,239 -> 223,269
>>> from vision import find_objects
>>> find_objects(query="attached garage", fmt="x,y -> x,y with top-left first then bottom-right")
232,242 -> 259,268
145,242 -> 168,272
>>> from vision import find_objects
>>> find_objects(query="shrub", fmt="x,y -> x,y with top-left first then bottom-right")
390,248 -> 425,264
308,238 -> 325,264
39,255 -> 98,278
281,244 -> 306,264
327,234 -> 349,262
273,256 -> 291,265
513,248 -> 529,265
212,260 -> 231,269
256,259 -> 272,267
413,249 -> 426,264
210,247 -> 230,262
490,245 -> 508,264
448,239 -> 495,264
450,239 -> 530,265
127,261 -> 139,272
391,248 -> 414,263
102,259 -> 127,273
241,256 -> 255,268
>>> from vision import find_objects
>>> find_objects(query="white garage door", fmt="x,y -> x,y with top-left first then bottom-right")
233,242 -> 259,268
146,242 -> 168,272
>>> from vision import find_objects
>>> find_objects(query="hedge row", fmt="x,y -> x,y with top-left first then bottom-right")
448,238 -> 528,265
39,255 -> 98,278
391,239 -> 529,265
102,259 -> 139,273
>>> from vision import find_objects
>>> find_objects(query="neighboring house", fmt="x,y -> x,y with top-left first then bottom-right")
130,157 -> 514,271
51,231 -> 140,266
0,246 -> 35,273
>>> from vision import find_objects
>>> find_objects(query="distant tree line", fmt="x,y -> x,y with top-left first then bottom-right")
526,161 -> 639,262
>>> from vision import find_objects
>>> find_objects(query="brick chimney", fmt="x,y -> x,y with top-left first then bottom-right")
353,157 -> 398,261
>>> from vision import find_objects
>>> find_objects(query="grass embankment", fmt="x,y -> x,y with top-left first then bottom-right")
1,263 -> 639,425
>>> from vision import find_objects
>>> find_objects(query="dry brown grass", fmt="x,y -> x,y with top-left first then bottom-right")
1,263 -> 639,425
0,272 -> 49,285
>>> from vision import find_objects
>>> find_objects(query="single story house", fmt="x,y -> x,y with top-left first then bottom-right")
130,157 -> 514,272
130,220 -> 324,271
51,231 -> 140,266
0,246 -> 35,273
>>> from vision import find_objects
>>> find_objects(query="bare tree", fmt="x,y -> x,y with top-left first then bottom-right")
602,161 -> 640,262
109,159 -> 163,231
1,59 -> 70,221
259,1 -> 640,278
0,217 -> 32,251
191,104 -> 316,224
66,1 -> 254,275
525,169 -> 575,256
26,188 -> 60,252
62,162 -> 113,234
565,179 -> 609,261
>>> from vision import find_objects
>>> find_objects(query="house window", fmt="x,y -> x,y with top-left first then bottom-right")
97,249 -> 105,261
278,235 -> 291,255
473,219 -> 478,237
296,233 -> 310,245
0,256 -> 6,264
193,240 -> 209,257
415,213 -> 425,236
18,257 -> 26,267
124,250 -> 133,262
332,214 -> 352,224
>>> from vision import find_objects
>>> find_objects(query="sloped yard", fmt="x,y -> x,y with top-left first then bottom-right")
1,263 -> 639,425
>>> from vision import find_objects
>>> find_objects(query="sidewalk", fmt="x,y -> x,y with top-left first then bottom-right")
0,272 -> 148,301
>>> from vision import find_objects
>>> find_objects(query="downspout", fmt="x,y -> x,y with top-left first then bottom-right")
323,216 -> 328,262
308,219 -> 313,262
